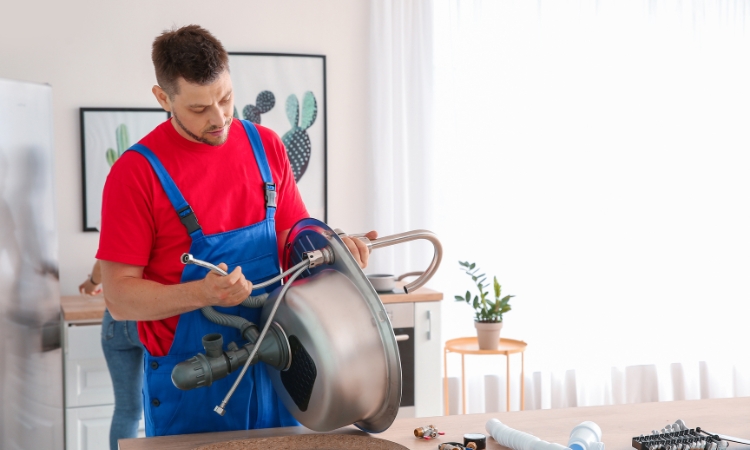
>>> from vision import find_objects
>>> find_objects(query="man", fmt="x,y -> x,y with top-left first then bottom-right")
97,25 -> 374,437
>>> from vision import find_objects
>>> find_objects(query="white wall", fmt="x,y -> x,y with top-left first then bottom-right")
0,0 -> 373,295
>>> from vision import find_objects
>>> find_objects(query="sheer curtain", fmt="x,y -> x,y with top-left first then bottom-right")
371,0 -> 750,413
367,0 -> 436,277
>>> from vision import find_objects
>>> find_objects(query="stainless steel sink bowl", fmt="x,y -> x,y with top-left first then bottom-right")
261,219 -> 402,433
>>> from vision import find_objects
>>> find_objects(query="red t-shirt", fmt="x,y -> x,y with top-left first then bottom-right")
96,118 -> 309,356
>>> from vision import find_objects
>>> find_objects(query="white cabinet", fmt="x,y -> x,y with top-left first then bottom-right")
65,324 -> 114,408
414,301 -> 442,417
383,301 -> 442,418
63,322 -> 144,450
66,405 -> 146,450
65,404 -> 113,450
64,323 -> 113,450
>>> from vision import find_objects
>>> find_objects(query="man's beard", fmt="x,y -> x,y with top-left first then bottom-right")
172,112 -> 231,146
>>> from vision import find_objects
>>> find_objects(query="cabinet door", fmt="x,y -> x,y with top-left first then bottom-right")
65,324 -> 114,407
414,301 -> 442,417
64,406 -> 145,450
66,405 -> 114,450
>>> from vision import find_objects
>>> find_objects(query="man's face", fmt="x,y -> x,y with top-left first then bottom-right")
156,70 -> 234,146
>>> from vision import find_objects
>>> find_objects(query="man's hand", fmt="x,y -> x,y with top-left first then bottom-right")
341,230 -> 378,268
200,263 -> 253,307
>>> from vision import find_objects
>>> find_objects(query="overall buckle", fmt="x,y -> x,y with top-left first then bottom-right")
177,205 -> 201,234
265,183 -> 277,209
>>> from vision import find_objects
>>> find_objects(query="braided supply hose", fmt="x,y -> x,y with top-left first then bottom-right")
214,263 -> 309,415
182,253 -> 307,337
180,253 -> 313,415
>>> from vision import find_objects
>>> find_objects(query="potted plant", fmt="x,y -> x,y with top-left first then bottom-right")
455,261 -> 514,350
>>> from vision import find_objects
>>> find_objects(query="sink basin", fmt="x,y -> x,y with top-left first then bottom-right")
194,434 -> 409,450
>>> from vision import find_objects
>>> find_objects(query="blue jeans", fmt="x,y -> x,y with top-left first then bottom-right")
101,309 -> 144,450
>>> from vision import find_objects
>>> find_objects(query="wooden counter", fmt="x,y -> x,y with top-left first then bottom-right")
120,397 -> 750,450
379,284 -> 443,304
61,295 -> 106,322
61,286 -> 442,322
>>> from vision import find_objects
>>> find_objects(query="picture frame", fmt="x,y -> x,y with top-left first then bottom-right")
80,107 -> 169,231
228,52 -> 327,222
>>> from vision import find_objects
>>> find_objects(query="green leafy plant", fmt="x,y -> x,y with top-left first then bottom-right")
454,261 -> 514,323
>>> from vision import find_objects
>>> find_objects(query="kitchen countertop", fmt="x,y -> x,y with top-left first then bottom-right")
61,285 -> 442,322
60,294 -> 107,323
119,396 -> 750,450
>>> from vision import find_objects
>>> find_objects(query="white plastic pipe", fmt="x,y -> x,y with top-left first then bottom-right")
486,419 -> 606,450
486,419 -> 571,450
569,421 -> 604,450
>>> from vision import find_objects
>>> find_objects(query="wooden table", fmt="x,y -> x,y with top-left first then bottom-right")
444,337 -> 528,415
119,397 -> 750,450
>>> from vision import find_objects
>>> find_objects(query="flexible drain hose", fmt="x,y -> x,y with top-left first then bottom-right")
241,293 -> 269,308
214,263 -> 309,415
199,307 -> 255,340
192,259 -> 309,337
197,293 -> 270,341
180,254 -> 313,414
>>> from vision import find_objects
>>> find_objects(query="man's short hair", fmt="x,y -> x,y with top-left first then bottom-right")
151,25 -> 229,98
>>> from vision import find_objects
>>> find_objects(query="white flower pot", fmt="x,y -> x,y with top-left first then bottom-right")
475,321 -> 503,350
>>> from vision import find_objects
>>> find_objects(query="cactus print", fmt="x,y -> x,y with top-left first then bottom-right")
239,90 -> 276,124
282,91 -> 317,181
105,124 -> 129,167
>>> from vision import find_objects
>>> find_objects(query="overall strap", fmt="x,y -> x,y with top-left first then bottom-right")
127,143 -> 204,239
240,120 -> 276,221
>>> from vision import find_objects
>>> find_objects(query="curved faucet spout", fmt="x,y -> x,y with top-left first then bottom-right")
343,230 -> 443,294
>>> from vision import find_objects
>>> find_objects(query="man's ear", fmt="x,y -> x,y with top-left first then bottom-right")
152,85 -> 171,112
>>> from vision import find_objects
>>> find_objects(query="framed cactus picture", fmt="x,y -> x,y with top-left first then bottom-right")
80,107 -> 169,231
228,52 -> 327,222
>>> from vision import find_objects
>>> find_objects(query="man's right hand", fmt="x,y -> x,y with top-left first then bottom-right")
200,263 -> 253,307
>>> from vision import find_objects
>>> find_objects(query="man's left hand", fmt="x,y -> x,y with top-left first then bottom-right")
341,230 -> 378,268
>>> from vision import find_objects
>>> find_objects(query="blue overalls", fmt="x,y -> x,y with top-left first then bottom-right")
128,120 -> 298,437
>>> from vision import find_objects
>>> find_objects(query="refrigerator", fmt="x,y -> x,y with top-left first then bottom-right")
0,78 -> 63,449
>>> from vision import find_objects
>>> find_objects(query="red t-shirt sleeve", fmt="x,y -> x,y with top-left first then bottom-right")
95,152 -> 156,266
257,126 -> 310,231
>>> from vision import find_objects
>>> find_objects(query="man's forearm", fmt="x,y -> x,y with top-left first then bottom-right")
101,259 -> 253,321
104,276 -> 205,321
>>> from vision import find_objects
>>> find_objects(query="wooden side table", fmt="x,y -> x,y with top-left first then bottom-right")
443,337 -> 527,415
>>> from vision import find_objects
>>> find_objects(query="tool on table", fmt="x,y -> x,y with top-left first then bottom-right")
632,419 -> 750,450
439,443 -> 477,450
415,425 -> 445,440
464,433 -> 487,450
171,218 -> 443,433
